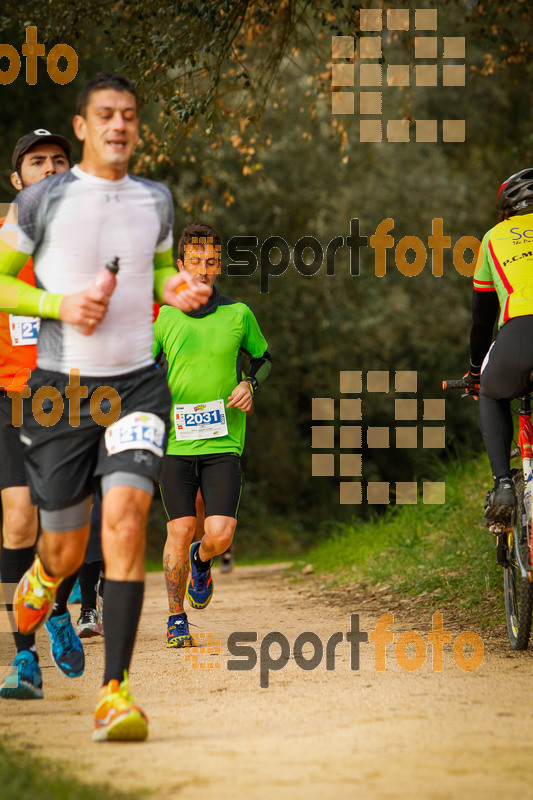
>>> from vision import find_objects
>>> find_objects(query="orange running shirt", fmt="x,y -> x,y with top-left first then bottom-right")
0,217 -> 38,392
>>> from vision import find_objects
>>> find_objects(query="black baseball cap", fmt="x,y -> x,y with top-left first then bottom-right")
11,129 -> 72,171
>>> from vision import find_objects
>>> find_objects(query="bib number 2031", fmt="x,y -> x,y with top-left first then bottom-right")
174,398 -> 228,441
184,409 -> 222,426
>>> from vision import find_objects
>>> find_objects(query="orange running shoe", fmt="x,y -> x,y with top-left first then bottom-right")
93,673 -> 148,742
14,556 -> 63,635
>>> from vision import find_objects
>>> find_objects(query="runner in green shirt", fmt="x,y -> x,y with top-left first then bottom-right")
154,223 -> 272,647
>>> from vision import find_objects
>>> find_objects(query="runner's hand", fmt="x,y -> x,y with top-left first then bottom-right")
163,271 -> 212,311
59,288 -> 109,335
227,381 -> 253,412
463,370 -> 480,401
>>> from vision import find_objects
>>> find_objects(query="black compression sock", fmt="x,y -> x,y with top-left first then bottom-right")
51,571 -> 79,617
79,560 -> 103,608
192,543 -> 211,573
102,579 -> 144,685
0,546 -> 36,652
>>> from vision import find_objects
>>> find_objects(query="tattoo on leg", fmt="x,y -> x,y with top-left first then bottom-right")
164,554 -> 190,614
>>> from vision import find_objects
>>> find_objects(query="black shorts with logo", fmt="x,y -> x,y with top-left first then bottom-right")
20,365 -> 171,511
159,453 -> 242,520
0,392 -> 28,490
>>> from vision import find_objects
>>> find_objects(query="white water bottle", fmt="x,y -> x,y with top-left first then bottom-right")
77,256 -> 120,335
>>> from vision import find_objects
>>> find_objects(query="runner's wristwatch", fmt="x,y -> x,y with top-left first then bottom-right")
244,376 -> 258,395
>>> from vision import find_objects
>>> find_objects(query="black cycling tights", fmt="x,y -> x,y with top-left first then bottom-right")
478,396 -> 514,478
479,315 -> 533,479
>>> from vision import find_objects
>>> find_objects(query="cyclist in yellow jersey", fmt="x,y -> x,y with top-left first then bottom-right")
465,169 -> 533,526
0,130 -> 88,699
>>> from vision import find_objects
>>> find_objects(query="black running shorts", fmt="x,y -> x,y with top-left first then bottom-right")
20,365 -> 171,511
0,393 -> 28,490
159,453 -> 242,520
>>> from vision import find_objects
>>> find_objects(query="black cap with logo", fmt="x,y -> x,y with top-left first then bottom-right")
11,129 -> 72,171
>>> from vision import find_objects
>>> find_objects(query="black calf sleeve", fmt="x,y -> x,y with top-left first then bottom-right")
102,579 -> 144,685
51,571 -> 79,617
0,546 -> 36,652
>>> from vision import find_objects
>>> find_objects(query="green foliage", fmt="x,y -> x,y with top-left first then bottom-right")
0,738 -> 146,800
304,451 -> 504,625
0,1 -> 315,136
1,1 -> 532,542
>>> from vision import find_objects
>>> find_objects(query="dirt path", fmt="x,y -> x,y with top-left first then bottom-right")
1,564 -> 533,800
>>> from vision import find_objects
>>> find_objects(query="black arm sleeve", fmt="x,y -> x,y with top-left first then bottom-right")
154,348 -> 169,376
246,349 -> 272,385
470,289 -> 499,370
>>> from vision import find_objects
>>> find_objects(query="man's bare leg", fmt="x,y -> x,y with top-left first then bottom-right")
186,515 -> 237,609
164,517 -> 196,614
0,486 -> 40,691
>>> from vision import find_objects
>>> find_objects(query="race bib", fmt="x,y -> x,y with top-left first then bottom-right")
105,411 -> 166,457
174,399 -> 228,441
9,315 -> 40,346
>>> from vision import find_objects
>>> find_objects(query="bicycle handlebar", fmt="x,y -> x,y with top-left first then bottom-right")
442,378 -> 469,390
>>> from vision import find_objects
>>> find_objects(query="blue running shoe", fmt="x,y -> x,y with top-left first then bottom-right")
186,542 -> 213,609
0,650 -> 43,700
45,611 -> 85,678
68,578 -> 82,604
166,613 -> 193,648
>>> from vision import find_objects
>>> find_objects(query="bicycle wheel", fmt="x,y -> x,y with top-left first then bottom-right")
503,472 -> 533,649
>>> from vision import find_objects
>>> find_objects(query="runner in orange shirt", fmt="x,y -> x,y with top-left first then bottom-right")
0,130 -> 85,699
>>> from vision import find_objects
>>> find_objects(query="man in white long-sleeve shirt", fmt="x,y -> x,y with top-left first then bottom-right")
0,73 -> 211,741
